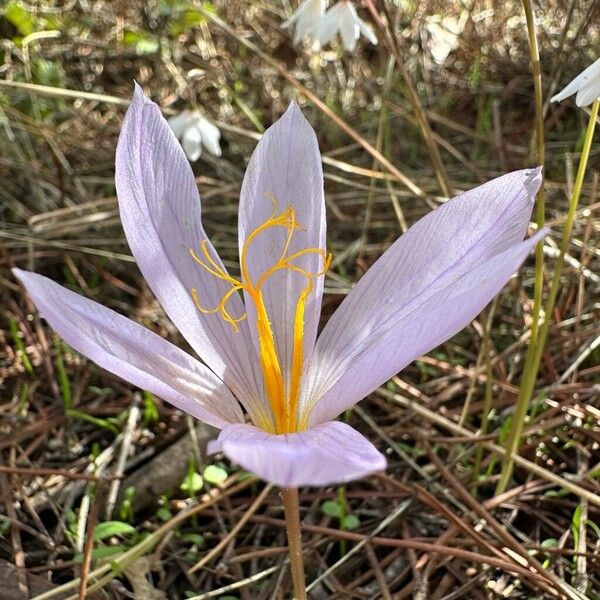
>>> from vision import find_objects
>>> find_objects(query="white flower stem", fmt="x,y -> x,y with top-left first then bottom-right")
281,487 -> 306,599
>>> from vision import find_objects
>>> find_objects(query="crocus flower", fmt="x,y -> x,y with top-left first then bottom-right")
282,0 -> 326,46
315,0 -> 378,52
14,85 -> 545,488
167,110 -> 221,161
551,57 -> 600,107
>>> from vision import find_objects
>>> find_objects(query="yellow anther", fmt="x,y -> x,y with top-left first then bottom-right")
191,286 -> 247,332
189,206 -> 330,433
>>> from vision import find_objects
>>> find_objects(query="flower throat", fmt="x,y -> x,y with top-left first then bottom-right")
190,206 -> 330,434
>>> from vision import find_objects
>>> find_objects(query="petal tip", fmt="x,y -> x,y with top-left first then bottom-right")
130,81 -> 159,115
132,81 -> 147,105
12,267 -> 32,286
531,226 -> 550,242
284,100 -> 304,119
523,166 -> 543,198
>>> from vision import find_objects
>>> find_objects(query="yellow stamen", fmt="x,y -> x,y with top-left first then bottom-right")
190,207 -> 330,434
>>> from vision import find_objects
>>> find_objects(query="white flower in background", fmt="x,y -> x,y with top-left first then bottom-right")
551,58 -> 600,107
167,110 -> 222,162
282,0 -> 326,46
283,0 -> 377,52
316,1 -> 377,52
424,13 -> 467,66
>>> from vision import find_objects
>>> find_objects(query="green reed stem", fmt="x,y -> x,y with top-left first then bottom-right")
282,487 -> 306,600
497,99 -> 599,494
522,0 -> 546,348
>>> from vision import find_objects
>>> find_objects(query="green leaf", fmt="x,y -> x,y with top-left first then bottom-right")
540,537 -> 557,569
168,8 -> 206,37
203,465 -> 227,485
179,532 -> 205,547
586,518 -> 600,539
572,504 -> 583,529
233,96 -> 265,133
93,521 -> 136,541
9,318 -> 33,375
31,58 -> 65,87
142,391 -> 159,425
119,486 -> 135,522
74,544 -> 127,563
0,520 -> 11,536
342,515 -> 360,530
156,507 -> 172,522
66,409 -> 119,436
54,338 -> 72,410
180,472 -> 203,494
123,30 -> 159,55
5,2 -> 35,36
544,487 -> 570,499
321,500 -> 341,519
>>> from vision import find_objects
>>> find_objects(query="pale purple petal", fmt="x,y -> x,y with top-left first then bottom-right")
115,84 -> 265,424
303,169 -> 543,423
307,229 -> 547,425
209,421 -> 386,487
14,269 -> 243,429
238,102 -> 326,412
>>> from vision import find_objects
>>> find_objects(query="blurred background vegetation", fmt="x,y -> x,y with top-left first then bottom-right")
1,1 -> 599,598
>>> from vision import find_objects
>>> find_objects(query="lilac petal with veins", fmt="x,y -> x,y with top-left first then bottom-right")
307,229 -> 547,425
115,84 -> 265,422
14,269 -> 243,429
209,420 -> 386,487
304,169 -> 543,425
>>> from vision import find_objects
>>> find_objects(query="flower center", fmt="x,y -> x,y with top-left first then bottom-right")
189,206 -> 330,434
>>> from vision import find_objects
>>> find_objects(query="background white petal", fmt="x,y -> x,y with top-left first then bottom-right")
198,116 -> 222,157
182,122 -> 203,161
167,111 -> 190,139
551,57 -> 600,105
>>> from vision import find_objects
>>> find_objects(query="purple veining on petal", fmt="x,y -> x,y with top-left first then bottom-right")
14,268 -> 243,429
209,420 -> 386,487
